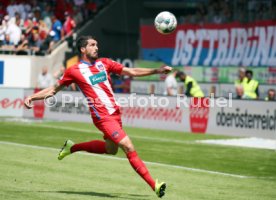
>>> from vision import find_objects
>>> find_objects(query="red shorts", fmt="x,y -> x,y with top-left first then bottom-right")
94,113 -> 127,144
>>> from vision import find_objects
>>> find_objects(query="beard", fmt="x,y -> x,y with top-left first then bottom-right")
86,52 -> 98,60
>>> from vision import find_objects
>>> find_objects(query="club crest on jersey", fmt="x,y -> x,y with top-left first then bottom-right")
96,62 -> 105,71
111,131 -> 120,140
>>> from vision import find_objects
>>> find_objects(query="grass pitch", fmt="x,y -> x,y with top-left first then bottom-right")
0,119 -> 276,200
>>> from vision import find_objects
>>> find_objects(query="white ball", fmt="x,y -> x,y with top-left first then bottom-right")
154,11 -> 177,35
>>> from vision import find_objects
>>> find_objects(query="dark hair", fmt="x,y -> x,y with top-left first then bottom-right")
246,70 -> 253,76
76,35 -> 96,54
176,71 -> 185,78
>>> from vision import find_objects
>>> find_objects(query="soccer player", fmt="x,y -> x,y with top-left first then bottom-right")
24,36 -> 171,198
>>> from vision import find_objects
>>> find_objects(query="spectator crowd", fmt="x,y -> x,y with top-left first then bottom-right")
179,0 -> 276,25
0,0 -> 108,55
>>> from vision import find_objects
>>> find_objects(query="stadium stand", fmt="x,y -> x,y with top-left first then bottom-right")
0,0 -> 110,55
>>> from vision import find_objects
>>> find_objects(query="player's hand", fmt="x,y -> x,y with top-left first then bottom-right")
158,65 -> 172,74
24,96 -> 33,109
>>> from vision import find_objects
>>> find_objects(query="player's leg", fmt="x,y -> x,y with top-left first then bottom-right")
118,136 -> 155,188
118,136 -> 166,197
58,120 -> 122,160
120,137 -> 166,197
70,140 -> 107,154
118,136 -> 156,189
67,138 -> 118,154
58,139 -> 108,160
98,115 -> 166,197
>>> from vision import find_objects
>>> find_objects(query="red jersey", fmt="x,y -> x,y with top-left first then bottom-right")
58,58 -> 123,121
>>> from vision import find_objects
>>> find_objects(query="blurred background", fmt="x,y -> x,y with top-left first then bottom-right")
1,0 -> 276,99
1,0 -> 276,135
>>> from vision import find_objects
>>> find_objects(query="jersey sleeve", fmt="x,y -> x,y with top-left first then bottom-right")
58,67 -> 74,87
103,58 -> 124,74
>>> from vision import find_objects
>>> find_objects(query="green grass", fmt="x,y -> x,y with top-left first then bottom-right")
0,120 -> 276,200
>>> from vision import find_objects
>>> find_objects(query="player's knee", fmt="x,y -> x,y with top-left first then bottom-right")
106,147 -> 118,155
121,142 -> 135,153
105,139 -> 118,155
119,137 -> 135,153
119,136 -> 135,153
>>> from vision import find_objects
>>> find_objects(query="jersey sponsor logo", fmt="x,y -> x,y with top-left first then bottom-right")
0,97 -> 24,109
216,108 -> 276,130
89,71 -> 107,85
189,98 -> 209,133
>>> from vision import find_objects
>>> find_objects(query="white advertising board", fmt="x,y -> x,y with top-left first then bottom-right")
120,94 -> 189,132
207,100 -> 276,138
0,56 -> 31,88
22,90 -> 276,139
23,90 -> 92,122
0,88 -> 25,117
0,42 -> 68,88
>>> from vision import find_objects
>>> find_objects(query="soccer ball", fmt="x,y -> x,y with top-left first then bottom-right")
154,11 -> 177,34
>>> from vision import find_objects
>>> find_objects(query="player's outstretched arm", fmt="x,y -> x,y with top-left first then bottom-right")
24,82 -> 64,109
121,66 -> 172,77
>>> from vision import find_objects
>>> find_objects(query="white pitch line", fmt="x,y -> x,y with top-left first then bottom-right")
8,123 -> 194,145
0,140 -> 251,179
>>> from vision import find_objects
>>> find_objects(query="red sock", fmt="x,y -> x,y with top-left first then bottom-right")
127,151 -> 155,190
71,140 -> 107,154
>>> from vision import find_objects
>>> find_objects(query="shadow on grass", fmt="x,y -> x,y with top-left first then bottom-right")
10,190 -> 151,199
56,190 -> 118,197
9,190 -> 116,198
45,190 -> 150,199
